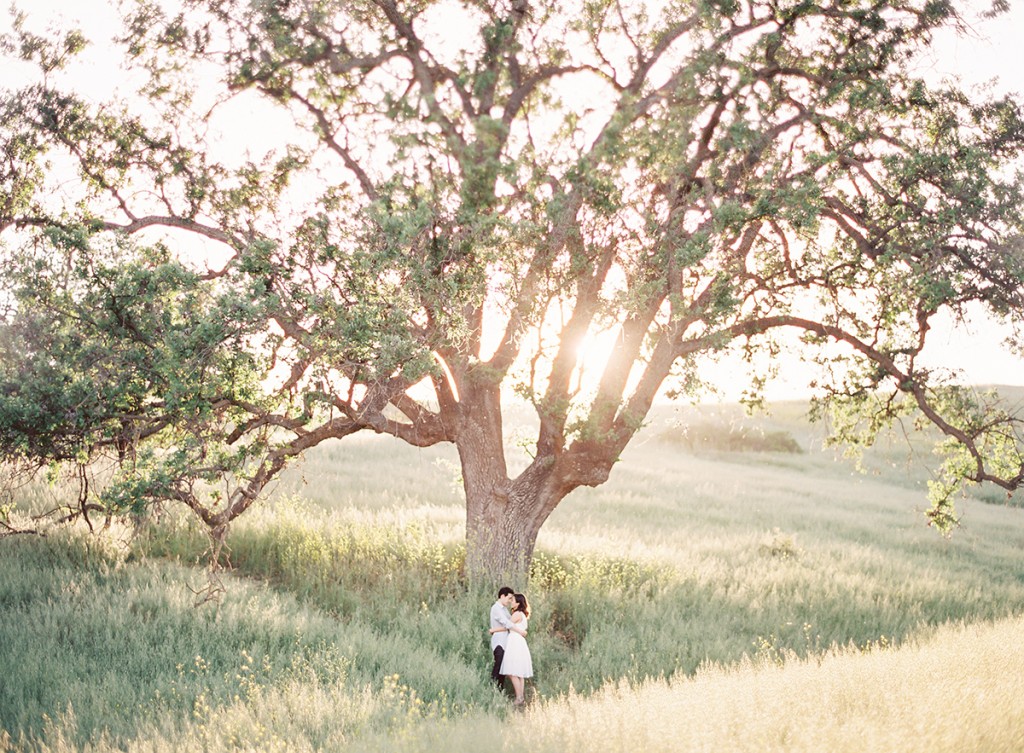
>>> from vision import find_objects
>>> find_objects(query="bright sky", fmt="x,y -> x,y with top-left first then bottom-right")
2,0 -> 1022,400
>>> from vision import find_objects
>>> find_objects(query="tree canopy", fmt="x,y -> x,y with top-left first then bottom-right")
2,0 -> 1024,581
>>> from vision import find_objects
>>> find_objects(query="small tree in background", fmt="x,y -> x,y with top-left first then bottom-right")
1,0 -> 1023,581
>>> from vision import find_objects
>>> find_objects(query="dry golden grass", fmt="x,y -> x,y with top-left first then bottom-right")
353,615 -> 1024,753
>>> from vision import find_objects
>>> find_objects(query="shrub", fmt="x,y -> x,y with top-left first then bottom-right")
660,420 -> 803,453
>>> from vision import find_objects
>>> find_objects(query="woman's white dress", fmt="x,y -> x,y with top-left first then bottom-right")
500,617 -> 533,678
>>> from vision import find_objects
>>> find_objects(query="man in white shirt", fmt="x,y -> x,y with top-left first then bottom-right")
489,586 -> 517,688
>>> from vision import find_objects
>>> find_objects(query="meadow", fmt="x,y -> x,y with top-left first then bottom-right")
2,398 -> 1024,751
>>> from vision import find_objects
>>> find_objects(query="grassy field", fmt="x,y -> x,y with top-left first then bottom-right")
2,398 -> 1024,751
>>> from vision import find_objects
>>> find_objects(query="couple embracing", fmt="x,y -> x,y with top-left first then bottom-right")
488,586 -> 533,705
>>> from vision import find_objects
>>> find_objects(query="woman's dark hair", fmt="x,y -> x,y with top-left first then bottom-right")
513,593 -> 530,618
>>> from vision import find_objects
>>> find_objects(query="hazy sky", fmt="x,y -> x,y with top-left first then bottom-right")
2,0 -> 1022,398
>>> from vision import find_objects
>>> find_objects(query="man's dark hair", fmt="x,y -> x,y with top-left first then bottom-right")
498,586 -> 514,598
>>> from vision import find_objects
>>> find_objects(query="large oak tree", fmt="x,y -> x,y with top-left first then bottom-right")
2,0 -> 1024,581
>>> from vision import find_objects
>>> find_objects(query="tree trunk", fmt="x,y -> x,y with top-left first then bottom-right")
456,385 -> 564,585
463,474 -> 561,586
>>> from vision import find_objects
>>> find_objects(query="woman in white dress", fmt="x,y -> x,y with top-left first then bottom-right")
491,592 -> 532,705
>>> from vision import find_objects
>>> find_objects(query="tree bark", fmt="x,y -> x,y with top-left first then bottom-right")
463,470 -> 563,586
457,384 -> 565,585
463,493 -> 544,586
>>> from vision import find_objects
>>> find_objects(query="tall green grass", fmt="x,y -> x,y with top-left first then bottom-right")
4,529 -> 1023,752
130,479 -> 1024,699
4,398 -> 1024,750
0,531 -> 500,751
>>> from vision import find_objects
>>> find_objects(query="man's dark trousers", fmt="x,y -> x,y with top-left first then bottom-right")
492,645 -> 505,687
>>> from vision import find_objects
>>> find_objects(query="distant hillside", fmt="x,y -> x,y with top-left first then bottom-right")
639,386 -> 1024,509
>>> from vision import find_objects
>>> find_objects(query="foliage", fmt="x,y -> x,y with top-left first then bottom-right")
1,0 -> 1024,578
810,384 -> 1024,531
